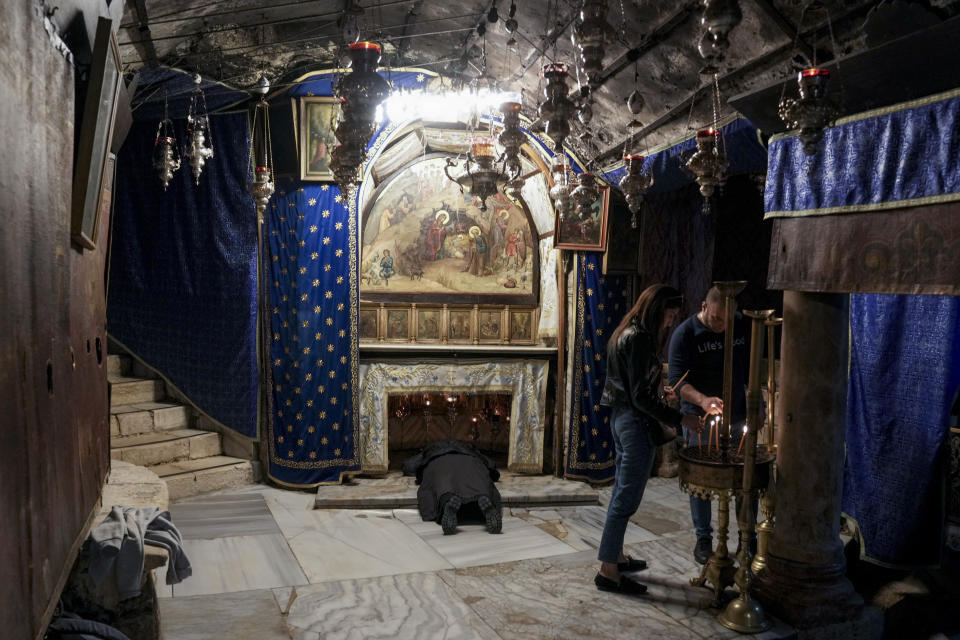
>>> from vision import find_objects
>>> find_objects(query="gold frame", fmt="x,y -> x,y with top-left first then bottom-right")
554,184 -> 612,252
358,306 -> 379,341
507,308 -> 538,345
476,307 -> 506,344
382,306 -> 412,342
413,306 -> 443,343
299,96 -> 340,182
446,306 -> 474,344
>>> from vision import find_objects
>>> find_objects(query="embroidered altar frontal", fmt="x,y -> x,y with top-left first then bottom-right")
358,360 -> 549,473
266,185 -> 360,486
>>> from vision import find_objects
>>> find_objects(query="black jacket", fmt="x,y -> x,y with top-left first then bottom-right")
600,321 -> 683,427
401,440 -> 500,484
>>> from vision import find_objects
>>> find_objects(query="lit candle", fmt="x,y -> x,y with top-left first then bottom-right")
737,424 -> 748,455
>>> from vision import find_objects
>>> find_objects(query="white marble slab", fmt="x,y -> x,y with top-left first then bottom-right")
398,511 -> 579,568
161,533 -> 308,597
278,572 -> 501,640
280,508 -> 454,583
159,588 -> 289,640
171,493 -> 280,539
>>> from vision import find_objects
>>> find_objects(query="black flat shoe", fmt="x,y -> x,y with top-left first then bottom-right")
594,573 -> 648,595
441,495 -> 461,535
617,556 -> 647,572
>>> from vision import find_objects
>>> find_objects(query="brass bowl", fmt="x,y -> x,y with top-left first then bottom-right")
678,446 -> 775,493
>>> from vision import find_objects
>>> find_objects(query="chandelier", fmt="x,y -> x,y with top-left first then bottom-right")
153,96 -> 180,191
248,76 -> 275,223
330,42 -> 391,194
573,0 -> 615,87
698,0 -> 742,75
184,75 -> 214,185
570,172 -> 600,219
497,101 -> 526,199
619,154 -> 653,228
549,158 -> 576,221
537,63 -> 576,152
444,138 -> 507,212
778,67 -> 838,155
684,128 -> 727,203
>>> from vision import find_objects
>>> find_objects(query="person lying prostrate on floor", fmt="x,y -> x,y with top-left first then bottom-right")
401,439 -> 503,535
595,284 -> 702,595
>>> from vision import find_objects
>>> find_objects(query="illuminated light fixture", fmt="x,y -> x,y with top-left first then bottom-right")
537,63 -> 576,152
619,154 -> 653,229
444,137 -> 507,212
330,41 -> 391,194
778,67 -> 839,155
683,128 -> 728,211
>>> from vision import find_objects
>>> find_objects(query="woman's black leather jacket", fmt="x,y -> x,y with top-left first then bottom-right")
600,321 -> 683,426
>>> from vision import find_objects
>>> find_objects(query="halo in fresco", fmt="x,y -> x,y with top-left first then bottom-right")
361,156 -> 537,303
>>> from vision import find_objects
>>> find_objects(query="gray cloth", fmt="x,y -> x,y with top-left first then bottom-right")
88,506 -> 192,600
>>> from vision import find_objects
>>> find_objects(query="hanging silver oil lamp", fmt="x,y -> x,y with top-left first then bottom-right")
684,128 -> 728,210
330,41 -> 391,194
498,101 -> 527,199
549,158 -> 576,220
573,0 -> 615,88
537,63 -> 577,152
570,172 -> 600,220
698,0 -> 742,74
778,67 -> 839,156
184,75 -> 214,185
444,138 -> 507,212
248,76 -> 275,223
153,117 -> 180,191
619,154 -> 653,228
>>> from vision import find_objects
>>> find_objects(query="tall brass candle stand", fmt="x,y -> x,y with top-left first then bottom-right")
681,282 -> 765,607
717,309 -> 774,633
752,316 -> 781,575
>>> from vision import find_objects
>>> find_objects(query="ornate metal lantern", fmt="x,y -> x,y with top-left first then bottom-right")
778,67 -> 839,155
619,154 -> 653,228
153,117 -> 180,191
549,158 -> 576,220
537,63 -> 577,152
573,0 -> 615,87
498,101 -> 527,199
248,76 -> 275,223
684,128 -> 727,202
570,172 -> 600,219
444,138 -> 507,212
184,76 -> 214,185
330,41 -> 391,194
698,0 -> 742,74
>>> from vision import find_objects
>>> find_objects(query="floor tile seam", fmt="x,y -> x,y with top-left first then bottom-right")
433,569 -> 510,640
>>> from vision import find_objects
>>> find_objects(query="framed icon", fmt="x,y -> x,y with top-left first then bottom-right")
554,184 -> 611,252
477,308 -> 504,344
299,96 -> 339,181
508,309 -> 537,344
384,307 -> 411,342
415,308 -> 442,342
358,307 -> 379,341
447,308 -> 473,343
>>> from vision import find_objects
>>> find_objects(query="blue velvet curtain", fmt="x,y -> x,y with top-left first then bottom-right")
108,112 -> 259,438
843,294 -> 960,566
265,185 -> 359,486
565,253 -> 633,483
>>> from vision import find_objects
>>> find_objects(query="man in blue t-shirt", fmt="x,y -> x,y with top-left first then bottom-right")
667,285 -> 751,565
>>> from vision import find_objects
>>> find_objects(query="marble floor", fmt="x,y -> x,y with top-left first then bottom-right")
159,477 -> 797,639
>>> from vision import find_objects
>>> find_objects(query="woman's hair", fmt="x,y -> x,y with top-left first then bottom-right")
611,284 -> 684,349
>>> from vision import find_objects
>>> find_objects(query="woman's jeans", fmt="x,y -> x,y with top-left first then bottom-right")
598,408 -> 657,564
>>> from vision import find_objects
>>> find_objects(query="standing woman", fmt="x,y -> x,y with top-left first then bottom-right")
595,284 -> 700,594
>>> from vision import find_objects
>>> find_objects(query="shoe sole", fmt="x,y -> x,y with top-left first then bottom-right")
478,496 -> 502,534
441,496 -> 461,535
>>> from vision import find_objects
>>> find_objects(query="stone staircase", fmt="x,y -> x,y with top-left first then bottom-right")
108,354 -> 259,501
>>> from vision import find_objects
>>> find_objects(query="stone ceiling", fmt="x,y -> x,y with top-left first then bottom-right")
119,0 -> 959,167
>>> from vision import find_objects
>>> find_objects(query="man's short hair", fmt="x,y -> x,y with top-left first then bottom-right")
705,286 -> 723,304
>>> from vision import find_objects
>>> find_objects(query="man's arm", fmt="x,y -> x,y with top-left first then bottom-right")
667,324 -> 722,416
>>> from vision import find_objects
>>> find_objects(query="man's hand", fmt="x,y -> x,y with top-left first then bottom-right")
700,397 -> 723,416
681,413 -> 704,433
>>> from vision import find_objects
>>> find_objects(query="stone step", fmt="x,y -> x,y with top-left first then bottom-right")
107,354 -> 131,377
111,429 -> 222,467
109,377 -> 166,407
153,456 -> 259,501
110,402 -> 192,436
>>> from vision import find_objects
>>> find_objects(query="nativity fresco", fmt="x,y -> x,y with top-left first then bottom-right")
361,157 -> 537,302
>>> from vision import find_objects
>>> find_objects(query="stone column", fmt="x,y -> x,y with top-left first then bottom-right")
753,291 -> 863,628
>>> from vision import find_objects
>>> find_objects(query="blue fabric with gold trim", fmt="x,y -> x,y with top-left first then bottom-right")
265,184 -> 360,486
844,295 -> 960,566
765,90 -> 960,216
565,253 -> 633,483
108,113 -> 258,438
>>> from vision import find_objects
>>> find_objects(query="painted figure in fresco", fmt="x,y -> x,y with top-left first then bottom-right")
463,226 -> 489,276
505,228 -> 527,270
379,249 -> 395,285
378,206 -> 396,237
490,209 -> 508,259
425,210 -> 449,261
397,192 -> 414,223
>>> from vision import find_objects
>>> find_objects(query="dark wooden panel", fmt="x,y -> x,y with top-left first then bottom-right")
767,202 -> 960,295
0,2 -> 111,638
